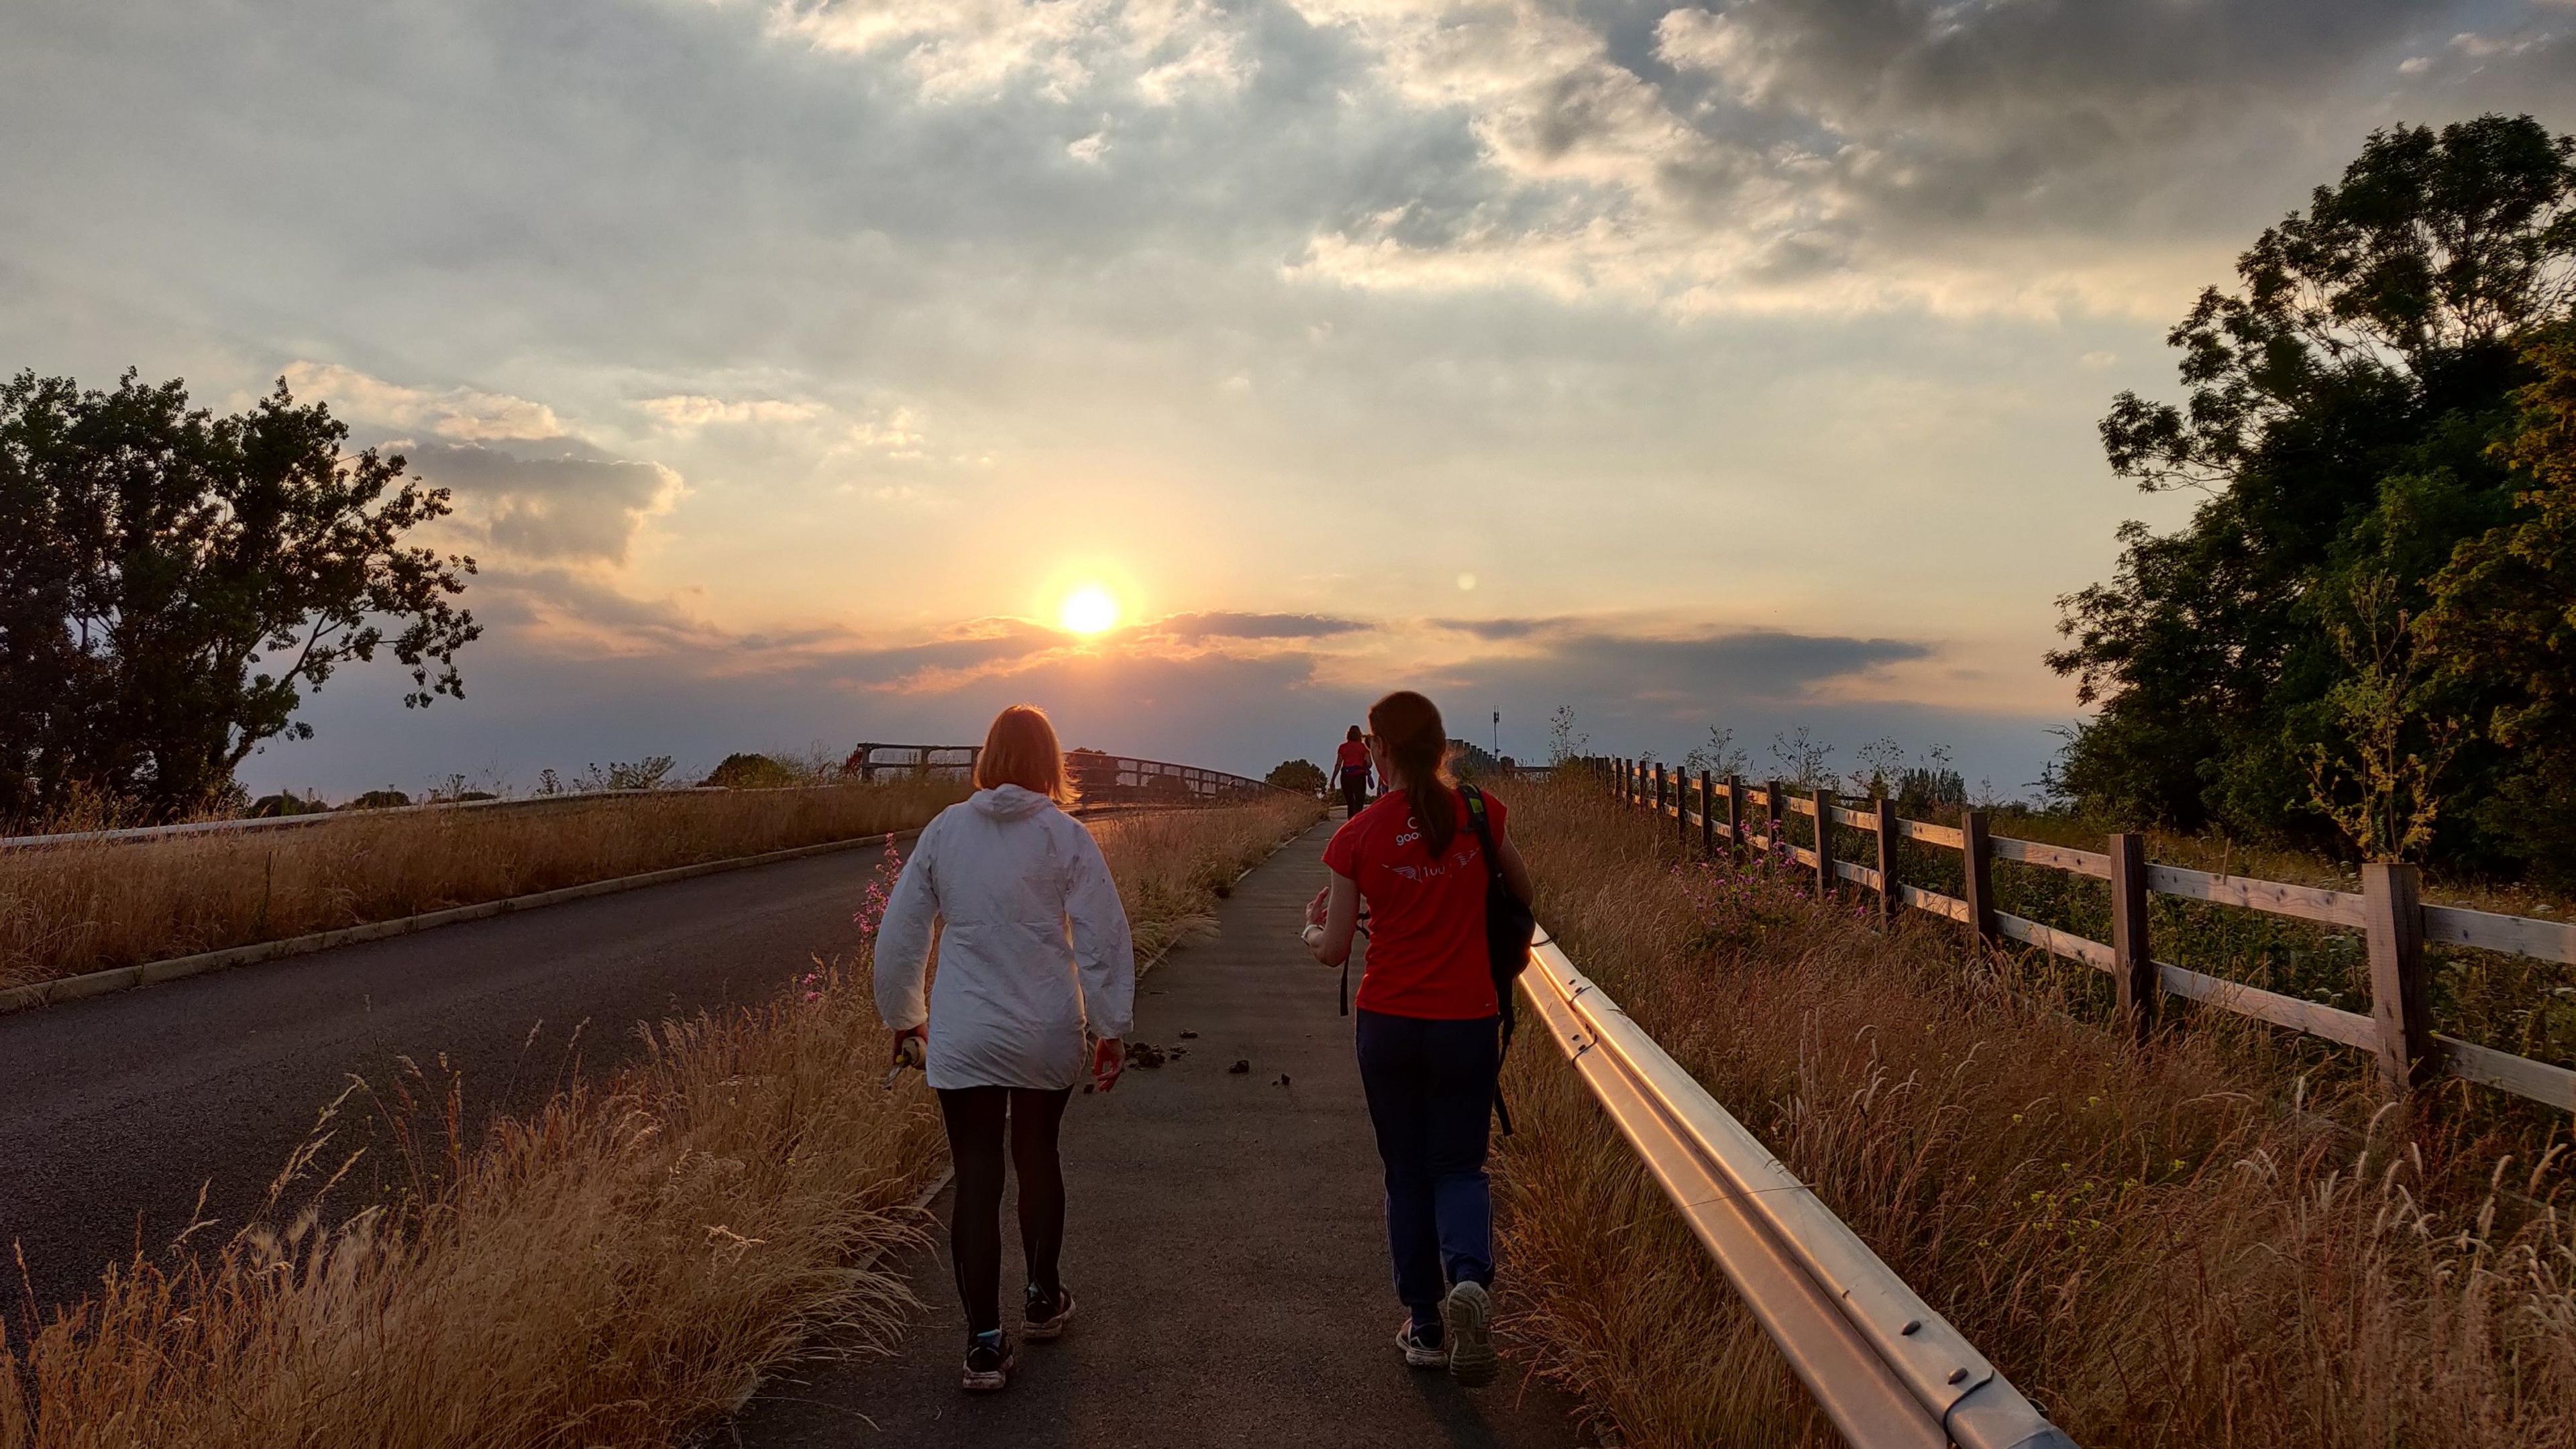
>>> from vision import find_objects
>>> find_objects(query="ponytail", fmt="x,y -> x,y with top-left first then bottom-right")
1367,690 -> 1456,857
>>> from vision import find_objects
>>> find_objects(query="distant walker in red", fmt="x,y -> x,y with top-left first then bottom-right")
1333,724 -> 1373,818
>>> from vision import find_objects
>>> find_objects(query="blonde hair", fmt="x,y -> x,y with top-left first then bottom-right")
974,704 -> 1077,805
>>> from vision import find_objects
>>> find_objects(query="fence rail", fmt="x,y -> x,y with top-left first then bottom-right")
0,746 -> 1296,855
1521,926 -> 2077,1449
1609,759 -> 2576,1113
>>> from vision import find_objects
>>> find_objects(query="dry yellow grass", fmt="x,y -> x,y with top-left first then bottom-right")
0,794 -> 1321,1448
0,782 -> 967,991
1493,776 -> 2576,1448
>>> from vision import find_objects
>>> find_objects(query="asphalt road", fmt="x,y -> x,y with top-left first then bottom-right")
0,837 -> 906,1315
736,824 -> 1594,1448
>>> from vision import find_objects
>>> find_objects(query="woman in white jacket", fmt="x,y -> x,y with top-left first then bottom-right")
874,704 -> 1136,1393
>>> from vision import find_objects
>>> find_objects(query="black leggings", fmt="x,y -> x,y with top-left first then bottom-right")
1340,768 -> 1370,818
936,1085 -> 1073,1335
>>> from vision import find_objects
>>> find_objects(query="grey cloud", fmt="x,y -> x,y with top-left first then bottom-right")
814,625 -> 1063,685
240,610 -> 2048,804
1479,627 -> 1929,703
406,443 -> 676,566
1431,617 -> 1566,640
1644,0 -> 2469,238
475,568 -> 718,651
1147,610 -> 1368,639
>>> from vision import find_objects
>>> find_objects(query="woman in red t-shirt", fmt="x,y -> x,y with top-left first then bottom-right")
1300,690 -> 1534,1389
1332,724 -> 1373,818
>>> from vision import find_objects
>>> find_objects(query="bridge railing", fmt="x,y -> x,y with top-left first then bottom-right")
845,743 -> 1290,806
1521,926 -> 2076,1448
1607,757 -> 2575,1113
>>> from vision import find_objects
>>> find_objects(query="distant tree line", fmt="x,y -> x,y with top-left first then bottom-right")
0,372 -> 478,826
2049,114 -> 2576,883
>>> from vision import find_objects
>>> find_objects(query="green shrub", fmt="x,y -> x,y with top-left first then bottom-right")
701,753 -> 802,791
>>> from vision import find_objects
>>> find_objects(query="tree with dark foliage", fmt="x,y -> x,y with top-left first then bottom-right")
2420,327 -> 2576,881
1265,758 -> 1327,796
2050,115 -> 2576,869
0,370 -> 478,824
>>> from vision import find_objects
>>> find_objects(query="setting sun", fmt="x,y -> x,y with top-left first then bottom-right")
1057,585 -> 1121,636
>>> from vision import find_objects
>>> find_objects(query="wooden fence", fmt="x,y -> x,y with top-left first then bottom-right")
1609,758 -> 2576,1112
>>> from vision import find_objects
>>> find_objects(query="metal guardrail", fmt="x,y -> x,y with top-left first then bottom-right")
1521,927 -> 2077,1449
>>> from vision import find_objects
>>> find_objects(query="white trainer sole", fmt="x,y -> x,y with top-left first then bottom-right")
1442,1281 -> 1497,1389
1025,1289 -> 1076,1341
960,1341 -> 1016,1392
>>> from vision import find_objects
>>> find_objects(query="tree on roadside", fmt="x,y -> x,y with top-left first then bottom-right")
704,752 -> 802,790
1544,704 -> 1588,766
2049,114 -> 2576,869
575,756 -> 678,792
2418,324 -> 2576,881
1265,758 -> 1327,796
0,370 -> 479,824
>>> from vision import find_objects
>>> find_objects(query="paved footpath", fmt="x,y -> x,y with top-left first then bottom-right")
737,824 -> 1595,1448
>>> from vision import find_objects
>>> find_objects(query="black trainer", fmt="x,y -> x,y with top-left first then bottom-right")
1024,1281 -> 1077,1340
961,1330 -> 1016,1392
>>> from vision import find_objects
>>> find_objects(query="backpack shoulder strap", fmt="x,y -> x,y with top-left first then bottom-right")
1458,784 -> 1499,872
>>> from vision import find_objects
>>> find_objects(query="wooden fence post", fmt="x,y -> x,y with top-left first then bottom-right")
1874,795 -> 1897,926
1678,769 -> 1693,851
1652,762 -> 1666,826
1811,786 -> 1835,898
1723,774 -> 1744,861
2108,833 -> 2155,1039
1764,781 -> 1784,869
2364,861 -> 2432,1094
1960,808 -> 1994,949
1699,769 -> 1717,856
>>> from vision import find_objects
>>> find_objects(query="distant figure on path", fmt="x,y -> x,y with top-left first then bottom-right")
1299,690 -> 1536,1388
1334,724 -> 1373,818
875,703 -> 1136,1394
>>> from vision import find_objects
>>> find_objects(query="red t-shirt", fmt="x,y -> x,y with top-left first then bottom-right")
1335,741 -> 1370,771
1323,787 -> 1505,1020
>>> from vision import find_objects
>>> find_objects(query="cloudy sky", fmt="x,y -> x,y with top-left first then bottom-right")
7,0 -> 2573,797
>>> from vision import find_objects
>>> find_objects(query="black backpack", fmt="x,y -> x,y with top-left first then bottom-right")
1460,784 -> 1536,1133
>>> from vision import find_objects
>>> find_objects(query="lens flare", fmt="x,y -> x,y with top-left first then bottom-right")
1058,585 -> 1120,635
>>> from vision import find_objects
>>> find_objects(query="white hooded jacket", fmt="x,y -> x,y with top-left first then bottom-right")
873,785 -> 1137,1091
